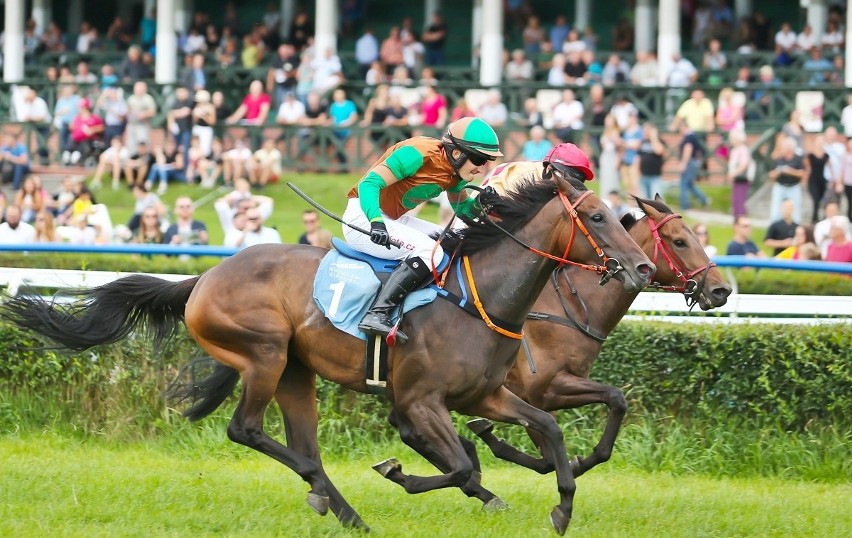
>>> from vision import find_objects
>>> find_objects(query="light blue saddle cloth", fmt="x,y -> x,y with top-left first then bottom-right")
313,240 -> 442,340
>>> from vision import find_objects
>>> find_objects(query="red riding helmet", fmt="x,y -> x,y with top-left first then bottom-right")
543,143 -> 595,181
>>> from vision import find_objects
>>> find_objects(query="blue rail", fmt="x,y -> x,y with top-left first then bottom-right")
0,244 -> 850,274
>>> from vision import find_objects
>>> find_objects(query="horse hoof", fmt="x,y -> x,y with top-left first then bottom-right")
549,506 -> 571,536
307,492 -> 330,516
372,457 -> 402,478
483,497 -> 510,512
466,418 -> 494,436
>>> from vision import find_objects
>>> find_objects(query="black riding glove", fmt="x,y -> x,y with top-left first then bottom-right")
476,186 -> 501,213
369,221 -> 392,249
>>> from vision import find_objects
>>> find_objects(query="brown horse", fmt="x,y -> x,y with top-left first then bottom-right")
1,176 -> 655,534
457,195 -> 732,484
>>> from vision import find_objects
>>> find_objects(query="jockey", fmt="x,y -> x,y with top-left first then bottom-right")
343,117 -> 503,341
483,142 -> 595,195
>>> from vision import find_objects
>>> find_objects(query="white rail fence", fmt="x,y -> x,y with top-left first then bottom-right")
0,267 -> 848,325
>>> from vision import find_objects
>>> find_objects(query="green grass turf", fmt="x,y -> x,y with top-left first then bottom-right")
1,434 -> 849,537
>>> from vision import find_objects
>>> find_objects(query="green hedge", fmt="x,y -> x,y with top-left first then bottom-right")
3,255 -> 852,295
0,320 -> 849,437
596,322 -> 852,428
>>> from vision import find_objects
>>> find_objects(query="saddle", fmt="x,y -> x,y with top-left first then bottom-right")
313,238 -> 449,392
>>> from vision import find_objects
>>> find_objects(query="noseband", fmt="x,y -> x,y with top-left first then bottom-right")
646,213 -> 715,307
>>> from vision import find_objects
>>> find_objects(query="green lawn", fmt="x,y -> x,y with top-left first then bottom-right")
0,434 -> 848,537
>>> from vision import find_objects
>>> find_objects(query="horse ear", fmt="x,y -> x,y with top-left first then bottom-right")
654,193 -> 665,203
633,195 -> 648,213
554,174 -> 578,197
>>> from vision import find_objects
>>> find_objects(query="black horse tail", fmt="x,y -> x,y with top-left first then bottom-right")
0,275 -> 201,351
166,357 -> 241,422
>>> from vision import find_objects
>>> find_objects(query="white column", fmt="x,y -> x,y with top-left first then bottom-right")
174,0 -> 190,35
479,0 -> 503,86
155,0 -> 177,84
574,0 -> 591,32
32,0 -> 51,35
425,0 -> 441,23
472,0 -> 483,67
280,0 -> 296,40
807,0 -> 828,45
3,0 -> 25,83
657,0 -> 681,85
67,0 -> 84,35
635,0 -> 656,53
845,2 -> 852,87
314,0 -> 337,53
734,0 -> 752,21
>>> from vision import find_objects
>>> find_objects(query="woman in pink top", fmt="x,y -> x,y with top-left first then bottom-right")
450,97 -> 475,123
715,88 -> 744,132
825,216 -> 852,263
419,85 -> 447,128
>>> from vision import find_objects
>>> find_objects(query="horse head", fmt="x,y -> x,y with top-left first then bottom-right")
551,176 -> 655,293
633,195 -> 732,310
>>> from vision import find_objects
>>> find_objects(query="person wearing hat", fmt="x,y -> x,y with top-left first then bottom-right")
62,98 -> 104,166
344,116 -> 503,341
191,89 -> 216,157
481,142 -> 595,196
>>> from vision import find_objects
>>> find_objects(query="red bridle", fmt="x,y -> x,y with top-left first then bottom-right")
523,190 -> 624,282
646,213 -> 715,297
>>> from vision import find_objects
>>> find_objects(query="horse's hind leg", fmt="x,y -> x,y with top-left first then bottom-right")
276,361 -> 368,530
200,340 -> 339,523
386,409 -> 506,509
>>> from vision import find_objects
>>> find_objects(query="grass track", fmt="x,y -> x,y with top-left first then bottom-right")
1,435 -> 849,537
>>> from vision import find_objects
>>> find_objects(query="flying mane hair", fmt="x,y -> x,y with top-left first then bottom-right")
621,196 -> 674,230
439,176 -> 588,256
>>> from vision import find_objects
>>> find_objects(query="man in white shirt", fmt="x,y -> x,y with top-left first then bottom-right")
234,207 -> 282,249
839,94 -> 852,138
125,81 -> 157,150
477,89 -> 508,127
796,25 -> 818,53
774,22 -> 797,53
630,50 -> 660,87
91,136 -> 131,190
355,28 -> 379,78
667,53 -> 698,88
14,86 -> 52,163
276,91 -> 307,126
823,126 -> 846,193
0,205 -> 36,244
552,89 -> 584,143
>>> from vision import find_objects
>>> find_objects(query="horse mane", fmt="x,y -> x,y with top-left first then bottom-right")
439,176 -> 588,256
621,196 -> 675,231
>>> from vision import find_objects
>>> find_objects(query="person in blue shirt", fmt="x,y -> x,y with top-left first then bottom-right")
726,216 -> 768,257
802,47 -> 833,86
0,132 -> 31,190
329,89 -> 358,171
521,126 -> 553,161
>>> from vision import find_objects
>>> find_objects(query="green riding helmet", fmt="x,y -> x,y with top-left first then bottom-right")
442,117 -> 503,170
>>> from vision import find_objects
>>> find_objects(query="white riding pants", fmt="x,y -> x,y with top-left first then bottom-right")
342,198 -> 445,267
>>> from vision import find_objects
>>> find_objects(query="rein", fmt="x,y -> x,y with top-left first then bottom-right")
479,189 -> 624,284
646,213 -> 715,308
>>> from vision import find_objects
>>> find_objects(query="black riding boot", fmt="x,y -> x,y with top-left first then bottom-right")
359,257 -> 432,344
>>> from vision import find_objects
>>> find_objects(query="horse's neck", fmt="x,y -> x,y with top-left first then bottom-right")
464,224 -> 560,328
546,221 -> 655,337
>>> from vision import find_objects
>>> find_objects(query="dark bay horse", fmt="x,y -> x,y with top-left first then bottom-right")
1,176 -> 655,534
460,195 -> 732,484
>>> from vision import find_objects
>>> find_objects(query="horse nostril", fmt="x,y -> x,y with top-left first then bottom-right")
637,263 -> 655,277
713,286 -> 732,299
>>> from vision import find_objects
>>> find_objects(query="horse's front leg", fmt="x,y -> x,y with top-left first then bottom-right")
374,396 -> 476,495
537,374 -> 628,478
386,409 -> 508,510
468,373 -> 627,478
462,387 -> 576,535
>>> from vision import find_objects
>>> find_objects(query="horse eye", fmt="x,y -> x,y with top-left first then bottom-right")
591,214 -> 604,223
674,239 -> 687,248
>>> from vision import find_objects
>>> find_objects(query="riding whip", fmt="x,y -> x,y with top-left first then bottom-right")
287,182 -> 403,248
